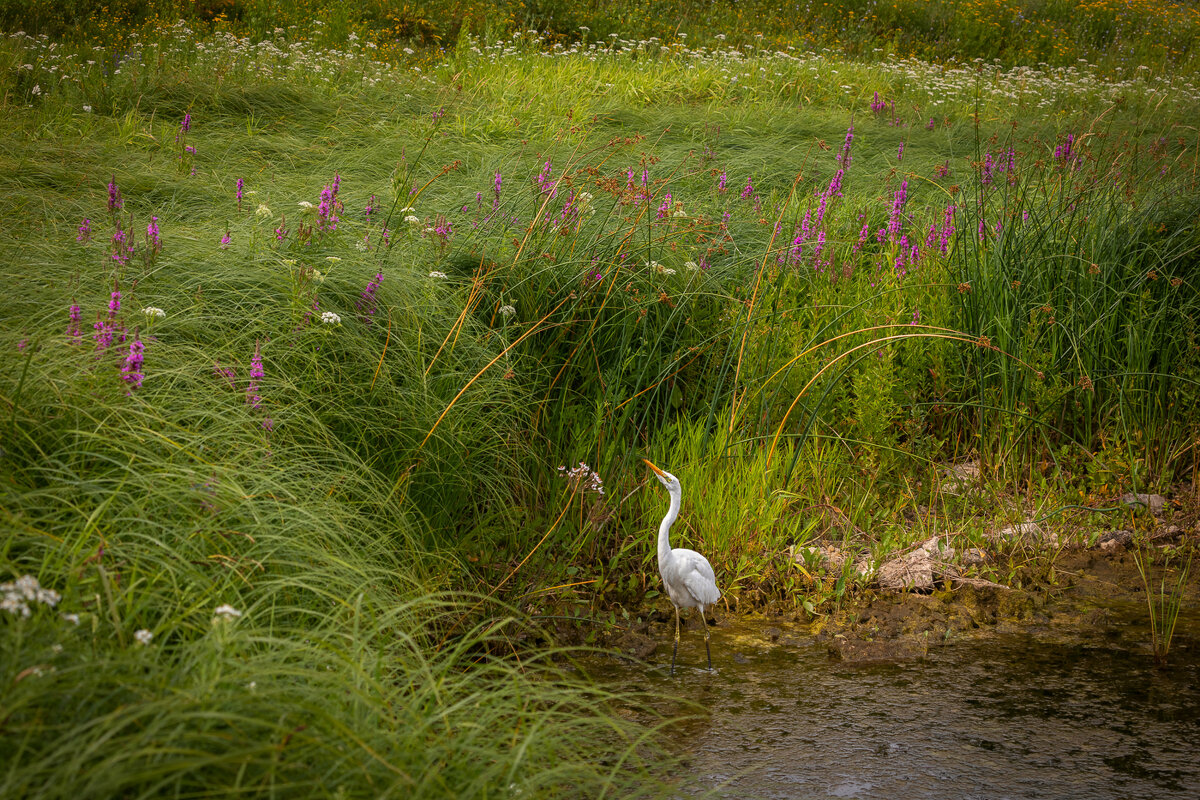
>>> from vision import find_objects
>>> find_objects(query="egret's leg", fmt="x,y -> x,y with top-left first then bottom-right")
701,611 -> 713,671
671,606 -> 681,676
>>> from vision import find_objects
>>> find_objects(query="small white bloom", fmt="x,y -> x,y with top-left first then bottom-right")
321,311 -> 341,325
428,271 -> 448,279
311,269 -> 324,283
82,104 -> 92,112
355,238 -> 368,251
325,256 -> 340,262
398,206 -> 415,214
405,215 -> 420,226
247,681 -> 257,691
255,203 -> 272,218
62,612 -> 80,625
142,306 -> 166,318
646,260 -> 661,271
213,604 -> 242,620
31,84 -> 41,96
685,261 -> 699,271
498,304 -> 516,317
663,268 -> 677,275
134,629 -> 153,645
297,201 -> 314,210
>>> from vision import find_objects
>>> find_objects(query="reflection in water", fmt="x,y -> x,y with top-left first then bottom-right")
587,620 -> 1200,799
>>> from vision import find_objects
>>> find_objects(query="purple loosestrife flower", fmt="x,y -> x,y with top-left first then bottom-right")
926,118 -> 935,131
656,193 -> 672,220
837,126 -> 854,168
246,342 -> 264,409
717,170 -> 727,192
107,177 -> 123,214
145,216 -> 161,255
493,172 -> 502,208
887,181 -> 908,242
740,176 -> 754,200
111,224 -> 133,266
275,217 -> 288,243
67,303 -> 82,343
356,272 -> 384,325
178,112 -> 191,139
897,142 -> 905,162
213,362 -> 236,389
365,194 -> 375,224
236,178 -> 244,210
77,218 -> 92,243
220,231 -> 231,250
981,152 -> 995,186
121,333 -> 144,391
316,174 -> 342,233
94,283 -> 121,350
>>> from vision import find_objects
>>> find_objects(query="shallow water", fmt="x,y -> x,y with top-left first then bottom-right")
587,610 -> 1200,799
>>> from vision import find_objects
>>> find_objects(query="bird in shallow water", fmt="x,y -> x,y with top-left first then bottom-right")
643,459 -> 721,675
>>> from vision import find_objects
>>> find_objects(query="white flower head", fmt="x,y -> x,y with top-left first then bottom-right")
355,238 -> 368,251
31,84 -> 41,96
134,629 -> 153,645
297,201 -> 314,210
311,269 -> 324,283
663,268 -> 677,275
62,612 -> 80,625
213,604 -> 242,621
325,256 -> 341,263
320,311 -> 341,325
646,260 -> 662,272
685,261 -> 699,271
142,306 -> 166,318
498,304 -> 516,317
255,203 -> 272,218
404,215 -> 420,226
428,271 -> 448,279
82,104 -> 92,113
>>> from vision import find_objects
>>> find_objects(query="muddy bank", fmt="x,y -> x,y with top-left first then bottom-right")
601,544 -> 1200,666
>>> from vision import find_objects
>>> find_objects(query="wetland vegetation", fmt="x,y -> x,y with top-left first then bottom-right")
2,1 -> 1199,797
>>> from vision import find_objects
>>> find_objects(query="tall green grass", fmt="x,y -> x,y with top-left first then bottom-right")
1,19 -> 1198,794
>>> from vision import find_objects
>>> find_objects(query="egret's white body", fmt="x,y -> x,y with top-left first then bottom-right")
644,459 -> 720,674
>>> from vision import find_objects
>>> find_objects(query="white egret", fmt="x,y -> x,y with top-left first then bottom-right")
643,459 -> 721,675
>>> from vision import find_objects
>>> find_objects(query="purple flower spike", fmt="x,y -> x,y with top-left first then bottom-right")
77,218 -> 92,243
246,342 -> 264,409
107,177 -> 123,213
236,178 -> 244,209
122,333 -> 145,390
67,302 -> 82,343
356,272 -> 384,325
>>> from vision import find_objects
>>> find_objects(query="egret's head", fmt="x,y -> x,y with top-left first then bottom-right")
642,459 -> 680,492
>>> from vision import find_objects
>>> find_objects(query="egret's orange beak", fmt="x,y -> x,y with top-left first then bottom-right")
642,458 -> 665,477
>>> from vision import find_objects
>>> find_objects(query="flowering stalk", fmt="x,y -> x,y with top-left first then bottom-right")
236,178 -> 244,210
121,331 -> 145,391
356,272 -> 384,325
246,342 -> 264,409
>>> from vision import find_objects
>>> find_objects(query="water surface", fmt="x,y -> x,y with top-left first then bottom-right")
587,612 -> 1200,799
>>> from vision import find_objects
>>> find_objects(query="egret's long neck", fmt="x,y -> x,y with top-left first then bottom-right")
657,484 -> 681,567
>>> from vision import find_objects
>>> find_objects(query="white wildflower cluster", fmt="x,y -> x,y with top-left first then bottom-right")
404,215 -> 421,226
1,575 -> 61,617
685,261 -> 700,271
429,271 -> 448,279
134,629 -> 153,645
213,604 -> 242,621
142,306 -> 166,318
558,462 -> 605,495
498,304 -> 516,317
255,203 -> 272,218
320,311 -> 341,325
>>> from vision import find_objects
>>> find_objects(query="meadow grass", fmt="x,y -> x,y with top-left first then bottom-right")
1,14 -> 1199,797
